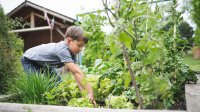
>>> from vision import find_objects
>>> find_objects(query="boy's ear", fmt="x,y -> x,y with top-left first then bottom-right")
66,37 -> 73,43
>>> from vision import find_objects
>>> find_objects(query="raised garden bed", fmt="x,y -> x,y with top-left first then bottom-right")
0,102 -> 186,112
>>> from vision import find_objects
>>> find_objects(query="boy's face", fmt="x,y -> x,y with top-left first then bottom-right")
66,38 -> 86,55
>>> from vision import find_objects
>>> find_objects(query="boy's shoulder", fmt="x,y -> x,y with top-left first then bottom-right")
55,41 -> 69,51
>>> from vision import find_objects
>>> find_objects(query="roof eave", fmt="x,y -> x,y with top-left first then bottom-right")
7,1 -> 76,23
7,2 -> 27,17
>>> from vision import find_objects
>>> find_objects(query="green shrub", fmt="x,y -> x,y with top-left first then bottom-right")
0,7 -> 23,94
193,29 -> 200,47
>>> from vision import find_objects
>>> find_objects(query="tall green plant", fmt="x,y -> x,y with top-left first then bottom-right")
0,7 -> 23,94
77,13 -> 110,66
163,1 -> 197,108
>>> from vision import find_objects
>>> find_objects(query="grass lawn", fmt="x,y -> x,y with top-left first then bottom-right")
183,51 -> 200,73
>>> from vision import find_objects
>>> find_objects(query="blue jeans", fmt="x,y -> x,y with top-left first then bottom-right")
21,57 -> 61,82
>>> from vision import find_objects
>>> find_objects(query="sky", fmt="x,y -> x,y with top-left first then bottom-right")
0,0 -> 104,19
0,0 -> 195,29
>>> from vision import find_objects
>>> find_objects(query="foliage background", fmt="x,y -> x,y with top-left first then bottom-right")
76,0 -> 197,109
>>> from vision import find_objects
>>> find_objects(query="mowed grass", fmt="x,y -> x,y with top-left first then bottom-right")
183,51 -> 200,72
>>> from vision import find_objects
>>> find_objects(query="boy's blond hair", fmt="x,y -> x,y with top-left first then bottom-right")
65,26 -> 89,43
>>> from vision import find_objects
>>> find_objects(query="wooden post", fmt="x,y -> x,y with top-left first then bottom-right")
56,28 -> 65,39
50,29 -> 53,43
30,12 -> 35,28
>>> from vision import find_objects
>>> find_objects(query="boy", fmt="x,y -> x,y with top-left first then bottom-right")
21,25 -> 96,105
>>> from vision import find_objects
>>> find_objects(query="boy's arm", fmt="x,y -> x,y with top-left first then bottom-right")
64,62 -> 94,102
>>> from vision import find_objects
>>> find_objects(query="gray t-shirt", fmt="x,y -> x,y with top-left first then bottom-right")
23,41 -> 77,68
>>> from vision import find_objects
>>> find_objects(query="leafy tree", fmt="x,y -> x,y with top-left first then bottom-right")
191,0 -> 200,46
0,7 -> 23,94
178,21 -> 194,50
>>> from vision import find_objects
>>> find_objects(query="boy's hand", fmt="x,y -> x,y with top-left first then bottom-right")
88,92 -> 97,107
88,92 -> 94,102
92,100 -> 97,108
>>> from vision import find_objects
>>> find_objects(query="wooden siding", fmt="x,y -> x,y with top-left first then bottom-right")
19,28 -> 66,51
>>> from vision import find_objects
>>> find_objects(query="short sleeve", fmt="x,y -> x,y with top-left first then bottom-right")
56,48 -> 74,63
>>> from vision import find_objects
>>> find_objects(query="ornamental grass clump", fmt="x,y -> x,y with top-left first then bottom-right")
12,72 -> 58,104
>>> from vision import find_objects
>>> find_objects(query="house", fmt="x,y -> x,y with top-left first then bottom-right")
8,1 -> 76,51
